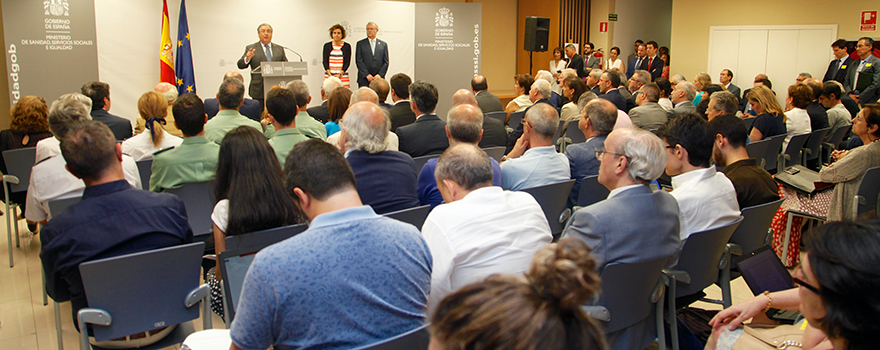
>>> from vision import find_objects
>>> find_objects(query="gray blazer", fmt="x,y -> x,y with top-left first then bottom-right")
237,42 -> 287,100
629,102 -> 671,131
475,90 -> 504,113
843,55 -> 880,105
673,101 -> 696,116
727,83 -> 742,100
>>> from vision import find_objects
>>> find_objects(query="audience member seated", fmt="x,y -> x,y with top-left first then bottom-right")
396,80 -> 449,157
585,68 -> 603,96
740,74 -> 772,114
0,96 -> 53,211
706,91 -> 739,121
208,126 -> 304,321
35,93 -> 92,162
26,98 -> 141,224
710,114 -> 779,208
671,81 -> 697,117
229,139 -> 431,350
388,73 -> 416,131
150,94 -> 220,192
691,72 -> 712,107
306,76 -> 342,124
706,220 -> 880,350
429,238 -> 607,350
135,82 -> 184,137
504,74 -> 535,114
81,81 -> 133,141
784,83 -> 814,149
628,82 -> 670,130
326,87 -> 400,151
204,78 -> 265,143
625,70 -> 650,112
565,99 -> 617,207
204,72 -> 262,122
324,86 -> 352,137
562,127 -> 680,350
121,91 -> 183,161
501,103 -> 569,190
819,82 -> 853,139
471,74 -> 503,114
598,70 -> 627,111
266,88 -> 309,167
369,76 -> 393,109
695,84 -> 724,119
560,76 -> 587,122
821,104 -> 880,221
655,77 -> 674,112
805,78 -> 831,132
506,79 -> 554,154
343,102 -> 419,214
746,85 -> 787,142
536,70 -> 565,108
417,104 -> 503,207
422,143 -> 551,315
448,88 -> 510,149
276,80 -> 328,140
40,121 -> 191,348
658,113 -> 740,241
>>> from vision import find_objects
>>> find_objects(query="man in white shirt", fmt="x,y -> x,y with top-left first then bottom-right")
657,113 -> 740,241
422,143 -> 552,315
500,103 -> 569,190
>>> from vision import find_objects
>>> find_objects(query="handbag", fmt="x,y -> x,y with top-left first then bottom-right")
731,324 -> 803,349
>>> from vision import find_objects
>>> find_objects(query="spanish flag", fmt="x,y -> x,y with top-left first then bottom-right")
159,0 -> 175,84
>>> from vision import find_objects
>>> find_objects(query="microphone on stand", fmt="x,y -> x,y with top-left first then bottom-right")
277,44 -> 303,62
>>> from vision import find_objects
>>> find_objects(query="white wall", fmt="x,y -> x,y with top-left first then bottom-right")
94,0 -> 414,122
612,0 -> 672,58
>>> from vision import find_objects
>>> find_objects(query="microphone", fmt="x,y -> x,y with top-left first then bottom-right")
277,44 -> 303,62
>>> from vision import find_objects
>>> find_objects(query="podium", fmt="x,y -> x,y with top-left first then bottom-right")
261,61 -> 308,100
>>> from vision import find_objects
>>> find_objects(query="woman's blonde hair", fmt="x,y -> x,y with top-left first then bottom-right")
137,91 -> 168,147
747,85 -> 785,122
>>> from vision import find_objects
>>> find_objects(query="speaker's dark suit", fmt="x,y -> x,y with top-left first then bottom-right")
639,55 -> 663,81
823,56 -> 855,84
237,42 -> 287,100
567,54 -> 586,78
388,101 -> 416,132
355,37 -> 389,87
395,114 -> 448,157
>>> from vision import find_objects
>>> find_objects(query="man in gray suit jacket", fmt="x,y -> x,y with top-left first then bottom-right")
671,81 -> 697,117
237,23 -> 287,104
628,83 -> 670,130
844,37 -> 880,105
355,22 -> 390,87
471,75 -> 503,113
720,69 -> 741,100
562,126 -> 680,350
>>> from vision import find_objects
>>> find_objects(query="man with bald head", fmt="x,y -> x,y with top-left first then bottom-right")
421,143 -> 551,316
505,79 -> 553,154
136,82 -> 183,137
351,87 -> 380,105
628,82 -> 670,130
204,71 -> 262,121
342,102 -> 419,214
369,77 -> 393,109
804,78 -> 830,132
500,103 -> 569,190
416,103 -> 504,207
471,75 -> 503,113
454,89 -> 507,148
740,73 -> 769,113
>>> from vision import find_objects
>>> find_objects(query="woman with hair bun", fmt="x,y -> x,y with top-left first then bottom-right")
429,238 -> 607,350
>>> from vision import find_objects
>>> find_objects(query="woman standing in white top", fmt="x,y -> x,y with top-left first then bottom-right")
605,46 -> 624,72
550,47 -> 567,95
783,84 -> 813,149
121,91 -> 182,161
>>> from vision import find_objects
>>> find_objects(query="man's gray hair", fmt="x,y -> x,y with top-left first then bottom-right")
535,70 -> 554,84
154,82 -> 178,104
257,23 -> 272,32
585,99 -> 617,135
562,68 -> 579,79
564,43 -> 576,51
589,69 -> 603,80
343,102 -> 389,153
671,74 -> 686,85
632,70 -> 651,85
709,91 -> 739,115
286,80 -> 310,108
434,143 -> 493,191
798,72 -> 812,79
532,79 -> 551,99
577,91 -> 598,113
446,104 -> 483,143
350,87 -> 379,105
217,78 -> 245,109
616,127 -> 667,183
676,81 -> 697,101
524,103 -> 558,138
616,70 -> 628,85
48,93 -> 93,137
322,76 -> 343,96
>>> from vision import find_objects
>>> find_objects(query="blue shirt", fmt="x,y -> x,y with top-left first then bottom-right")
417,157 -> 503,208
39,180 -> 192,325
230,205 -> 432,350
325,120 -> 341,137
501,146 -> 570,190
347,150 -> 420,214
565,135 -> 606,207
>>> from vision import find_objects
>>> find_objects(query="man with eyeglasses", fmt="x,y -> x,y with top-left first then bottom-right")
564,99 -> 617,207
500,103 -> 569,191
844,37 -> 880,105
561,126 -> 680,350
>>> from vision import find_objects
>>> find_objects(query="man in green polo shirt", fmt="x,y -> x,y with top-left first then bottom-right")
266,88 -> 309,167
204,77 -> 267,143
150,94 -> 220,192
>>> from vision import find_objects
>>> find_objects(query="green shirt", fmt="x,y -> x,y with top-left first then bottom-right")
150,136 -> 220,192
204,109 -> 267,143
268,128 -> 309,167
266,111 -> 328,140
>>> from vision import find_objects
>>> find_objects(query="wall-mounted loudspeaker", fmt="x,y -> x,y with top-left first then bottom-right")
524,16 -> 550,52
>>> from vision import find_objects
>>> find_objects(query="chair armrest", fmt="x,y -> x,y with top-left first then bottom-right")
185,284 -> 210,308
78,308 -> 112,350
558,208 -> 571,224
3,175 -> 19,185
581,306 -> 611,322
203,254 -> 217,261
651,277 -> 666,303
662,269 -> 691,284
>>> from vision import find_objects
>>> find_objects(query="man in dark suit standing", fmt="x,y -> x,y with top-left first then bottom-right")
626,44 -> 646,80
844,37 -> 880,105
640,41 -> 663,81
471,75 -> 503,114
824,39 -> 856,84
565,44 -> 586,78
597,71 -> 626,111
395,81 -> 448,157
81,81 -> 132,141
237,23 -> 287,107
388,73 -> 416,132
355,22 -> 390,88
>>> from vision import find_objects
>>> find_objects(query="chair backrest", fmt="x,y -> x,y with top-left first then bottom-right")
47,196 -> 82,218
136,159 -> 153,190
224,224 -> 308,252
801,127 -> 831,162
551,120 -> 566,148
384,205 -> 431,230
826,124 -> 850,147
165,181 -> 215,237
412,155 -> 438,173
674,217 -> 743,297
761,134 -> 786,173
482,146 -> 505,162
576,175 -> 609,208
729,197 -> 784,254
509,111 -> 525,130
79,242 -> 205,341
593,257 -> 668,334
565,120 -> 587,144
485,111 -> 507,125
521,179 -> 576,237
352,325 -> 430,350
782,133 -> 810,167
742,117 -> 756,130
855,166 -> 880,219
2,147 -> 37,193
745,138 -> 770,168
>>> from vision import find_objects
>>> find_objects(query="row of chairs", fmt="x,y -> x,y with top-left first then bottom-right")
746,125 -> 849,175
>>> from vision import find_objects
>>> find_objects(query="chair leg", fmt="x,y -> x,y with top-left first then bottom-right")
782,212 -> 794,264
42,264 -> 49,306
720,255 -> 732,309
6,199 -> 12,268
55,302 -> 64,350
656,290 -> 666,350
666,277 -> 679,350
13,205 -> 20,248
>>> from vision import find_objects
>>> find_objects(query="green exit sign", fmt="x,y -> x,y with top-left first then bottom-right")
609,13 -> 618,21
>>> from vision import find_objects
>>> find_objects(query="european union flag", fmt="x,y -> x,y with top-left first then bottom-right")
175,0 -> 196,94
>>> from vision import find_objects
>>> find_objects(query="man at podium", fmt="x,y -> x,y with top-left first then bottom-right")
238,23 -> 287,107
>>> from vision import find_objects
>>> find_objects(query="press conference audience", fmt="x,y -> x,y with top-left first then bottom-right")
266,88 -> 309,167
326,87 -> 400,152
506,79 -> 553,154
598,70 -> 627,111
149,94 -> 220,192
369,77 -> 393,109
396,80 -> 449,157
121,91 -> 182,161
135,82 -> 184,137
504,74 -> 535,114
81,81 -> 133,141
471,74 -> 504,114
279,80 -> 327,140
746,85 -> 787,141
671,81 -> 698,117
819,82 -> 853,136
560,75 -> 587,122
204,77 -> 265,143
784,83 -> 814,149
388,73 -> 416,131
0,96 -> 53,207
501,103 -> 569,190
565,99 -> 617,207
628,82 -> 670,130
705,91 -> 739,121
35,93 -> 92,162
709,114 -> 779,209
820,104 -> 880,221
306,76 -> 343,123
324,86 -> 352,137
805,78 -> 831,132
204,72 -> 263,122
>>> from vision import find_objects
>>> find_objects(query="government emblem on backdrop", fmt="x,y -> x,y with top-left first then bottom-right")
44,0 -> 70,16
435,7 -> 453,27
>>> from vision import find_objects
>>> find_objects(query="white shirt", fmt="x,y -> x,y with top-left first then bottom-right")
658,98 -> 674,112
25,154 -> 142,222
35,136 -> 61,162
607,184 -> 643,199
121,129 -> 183,161
421,186 -> 552,315
211,199 -> 230,233
670,167 -> 740,241
783,107 -> 812,150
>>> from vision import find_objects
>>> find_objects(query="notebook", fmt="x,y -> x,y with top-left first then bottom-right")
734,246 -> 801,323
